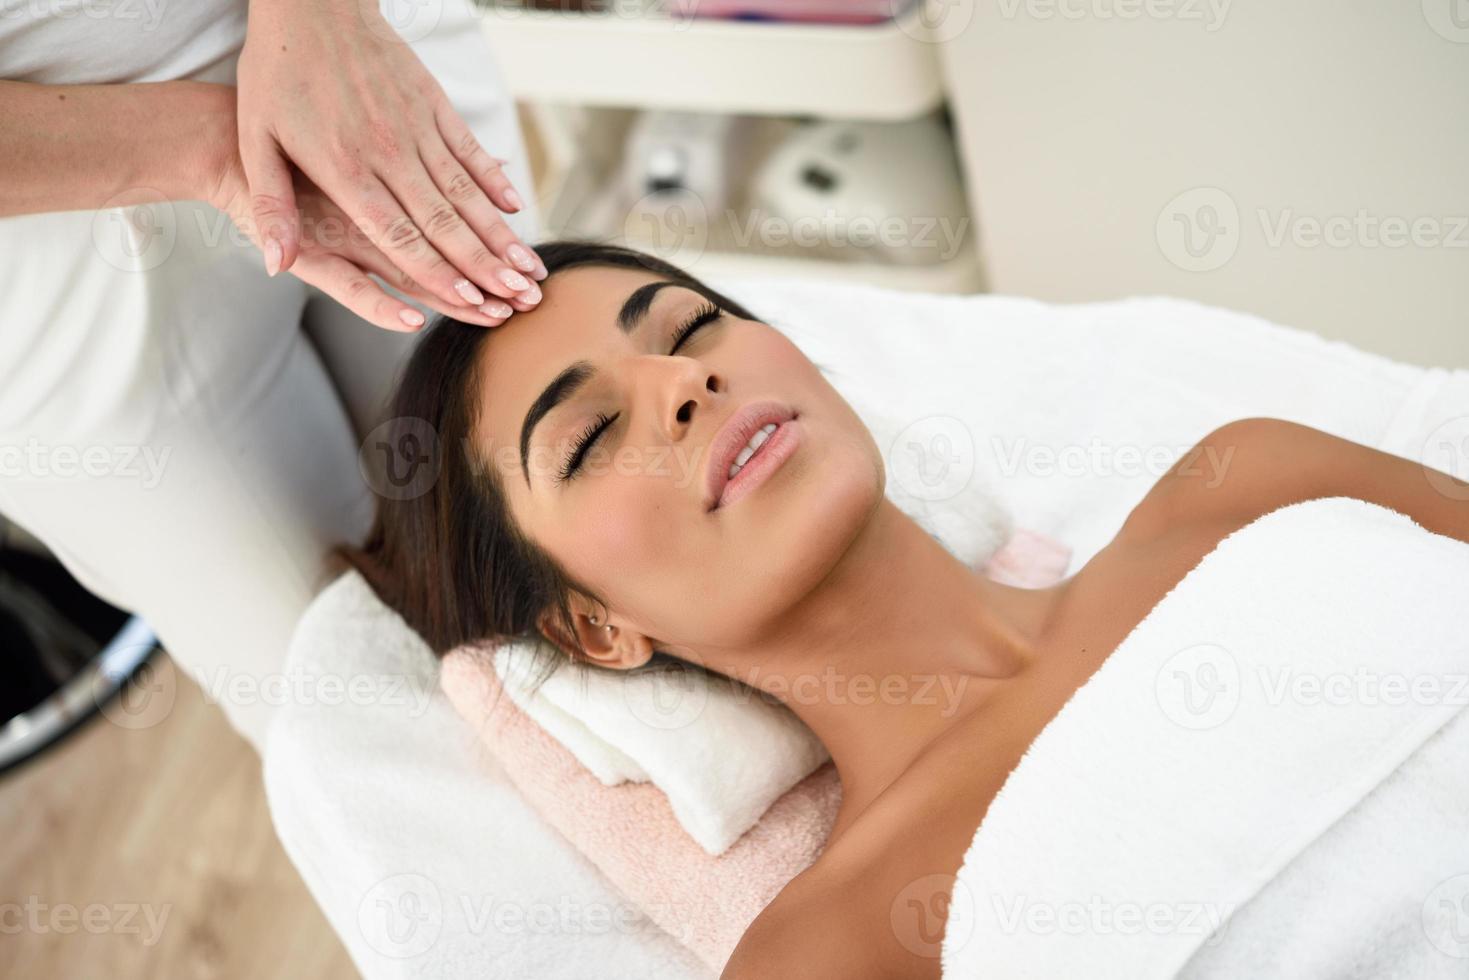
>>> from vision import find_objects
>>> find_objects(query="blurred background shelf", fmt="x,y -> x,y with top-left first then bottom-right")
479,1 -> 945,119
531,105 -> 984,292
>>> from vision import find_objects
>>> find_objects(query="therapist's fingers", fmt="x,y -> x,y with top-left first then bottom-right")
354,249 -> 514,328
436,101 -> 536,233
289,251 -> 431,333
334,175 -> 494,313
421,145 -> 546,281
239,133 -> 301,277
387,164 -> 540,305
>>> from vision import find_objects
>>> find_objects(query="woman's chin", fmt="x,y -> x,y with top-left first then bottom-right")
720,444 -> 884,635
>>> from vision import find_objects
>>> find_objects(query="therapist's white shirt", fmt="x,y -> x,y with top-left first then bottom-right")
0,0 -> 247,84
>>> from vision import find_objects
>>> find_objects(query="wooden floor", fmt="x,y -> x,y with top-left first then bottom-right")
0,654 -> 358,979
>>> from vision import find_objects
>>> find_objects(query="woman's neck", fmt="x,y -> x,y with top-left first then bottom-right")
700,497 -> 1058,816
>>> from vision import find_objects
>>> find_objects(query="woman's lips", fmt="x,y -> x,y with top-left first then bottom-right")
705,402 -> 800,512
715,419 -> 801,510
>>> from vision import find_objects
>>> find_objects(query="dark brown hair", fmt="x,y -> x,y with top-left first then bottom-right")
334,240 -> 760,688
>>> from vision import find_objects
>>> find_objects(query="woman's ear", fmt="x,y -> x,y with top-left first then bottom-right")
536,599 -> 656,670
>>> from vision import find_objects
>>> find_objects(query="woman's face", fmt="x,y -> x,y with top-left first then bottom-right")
473,263 -> 884,660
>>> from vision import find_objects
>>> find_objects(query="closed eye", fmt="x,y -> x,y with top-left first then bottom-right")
556,300 -> 722,485
670,301 -> 722,354
557,411 -> 617,484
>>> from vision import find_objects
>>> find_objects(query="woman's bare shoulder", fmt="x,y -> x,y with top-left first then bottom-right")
720,855 -> 909,980
721,807 -> 960,980
1123,416 -> 1469,547
719,873 -> 876,980
1117,417 -> 1325,543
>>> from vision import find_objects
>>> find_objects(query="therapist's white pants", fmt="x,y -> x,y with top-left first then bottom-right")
0,5 -> 539,750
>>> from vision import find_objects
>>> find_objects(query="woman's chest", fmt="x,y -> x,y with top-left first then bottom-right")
807,515 -> 1254,974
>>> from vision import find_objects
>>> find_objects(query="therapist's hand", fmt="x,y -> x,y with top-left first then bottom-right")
235,0 -> 545,314
210,116 -> 534,331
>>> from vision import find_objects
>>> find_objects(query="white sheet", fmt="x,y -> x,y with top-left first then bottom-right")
264,278 -> 1469,980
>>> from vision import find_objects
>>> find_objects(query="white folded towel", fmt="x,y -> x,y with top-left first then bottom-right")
942,497 -> 1469,978
491,389 -> 1015,856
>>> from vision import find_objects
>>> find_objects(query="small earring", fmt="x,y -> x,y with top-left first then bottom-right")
588,614 -> 598,625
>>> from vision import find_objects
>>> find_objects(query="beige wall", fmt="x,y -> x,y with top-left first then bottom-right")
939,0 -> 1469,368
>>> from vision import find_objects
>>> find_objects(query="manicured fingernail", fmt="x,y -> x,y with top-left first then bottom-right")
498,268 -> 530,292
503,187 -> 524,211
264,235 -> 282,277
479,300 -> 513,318
518,281 -> 542,304
399,309 -> 426,328
453,277 -> 485,305
507,243 -> 537,272
532,260 -> 548,281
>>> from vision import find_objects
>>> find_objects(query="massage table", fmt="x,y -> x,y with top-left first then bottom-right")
264,277 -> 1469,978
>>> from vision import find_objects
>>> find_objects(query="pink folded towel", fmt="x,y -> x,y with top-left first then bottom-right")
981,526 -> 1074,587
439,528 -> 1071,972
441,647 -> 840,973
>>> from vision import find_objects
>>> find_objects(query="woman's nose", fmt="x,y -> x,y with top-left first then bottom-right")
634,355 -> 721,442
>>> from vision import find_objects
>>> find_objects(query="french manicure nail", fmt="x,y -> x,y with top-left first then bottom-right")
453,277 -> 485,305
507,243 -> 537,272
503,187 -> 524,211
399,309 -> 426,328
264,235 -> 282,277
498,268 -> 531,292
480,300 -> 513,318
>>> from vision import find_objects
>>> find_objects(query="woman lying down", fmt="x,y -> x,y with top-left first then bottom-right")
343,241 -> 1469,978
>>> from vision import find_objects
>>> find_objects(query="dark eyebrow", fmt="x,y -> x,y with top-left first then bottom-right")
617,280 -> 678,333
520,360 -> 594,487
518,280 -> 683,486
